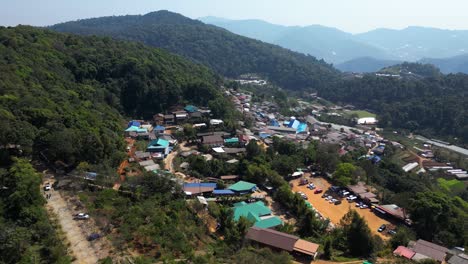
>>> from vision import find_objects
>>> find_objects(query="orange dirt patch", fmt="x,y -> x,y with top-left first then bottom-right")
291,177 -> 390,240
113,138 -> 136,189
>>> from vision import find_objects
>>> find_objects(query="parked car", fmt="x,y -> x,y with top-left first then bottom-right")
330,198 -> 338,204
347,195 -> 357,201
315,188 -> 323,194
388,230 -> 397,236
378,224 -> 387,232
360,204 -> 369,209
334,200 -> 342,205
307,183 -> 316,190
73,213 -> 90,220
43,183 -> 51,191
325,195 -> 333,201
341,191 -> 350,196
356,202 -> 362,207
87,233 -> 101,241
301,194 -> 308,200
321,193 -> 327,198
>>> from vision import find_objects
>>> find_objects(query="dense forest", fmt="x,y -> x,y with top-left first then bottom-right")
319,73 -> 468,145
0,158 -> 71,263
0,26 -> 225,166
50,10 -> 339,91
49,12 -> 467,144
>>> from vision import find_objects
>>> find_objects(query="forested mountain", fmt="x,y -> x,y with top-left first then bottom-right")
337,57 -> 402,73
339,55 -> 468,74
50,10 -> 339,91
379,62 -> 443,78
0,26 -> 223,166
355,26 -> 468,61
200,17 -> 392,64
320,73 -> 468,144
420,54 -> 468,74
48,11 -> 467,144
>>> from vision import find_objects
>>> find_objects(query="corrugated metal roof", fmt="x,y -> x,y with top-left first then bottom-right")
245,226 -> 298,252
394,246 -> 416,259
293,239 -> 320,256
254,216 -> 283,229
233,201 -> 271,221
229,181 -> 257,192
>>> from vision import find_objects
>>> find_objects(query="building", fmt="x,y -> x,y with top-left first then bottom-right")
406,239 -> 450,263
173,111 -> 188,122
127,120 -> 141,128
147,139 -> 170,156
233,201 -> 282,229
266,126 -> 297,134
202,135 -> 224,147
229,181 -> 257,194
393,246 -> 416,260
163,114 -> 175,125
183,182 -> 217,195
245,226 -> 319,260
357,117 -> 377,125
184,105 -> 198,113
154,125 -> 165,134
374,204 -> 409,222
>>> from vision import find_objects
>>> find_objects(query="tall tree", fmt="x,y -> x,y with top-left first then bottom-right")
340,210 -> 375,257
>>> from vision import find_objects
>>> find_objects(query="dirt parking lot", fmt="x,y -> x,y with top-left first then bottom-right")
291,177 -> 390,239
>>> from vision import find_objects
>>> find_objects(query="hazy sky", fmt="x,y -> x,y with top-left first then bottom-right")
1,0 -> 467,33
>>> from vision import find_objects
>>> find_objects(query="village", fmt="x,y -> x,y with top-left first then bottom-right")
70,83 -> 465,264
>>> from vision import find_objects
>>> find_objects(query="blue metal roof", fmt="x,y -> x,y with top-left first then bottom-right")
154,125 -> 165,131
128,120 -> 141,128
213,189 -> 235,195
184,183 -> 217,188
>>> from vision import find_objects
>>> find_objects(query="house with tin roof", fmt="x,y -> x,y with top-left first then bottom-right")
229,181 -> 257,194
147,139 -> 170,156
245,226 -> 320,260
233,201 -> 282,229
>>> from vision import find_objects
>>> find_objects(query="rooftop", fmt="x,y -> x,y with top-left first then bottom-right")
229,181 -> 257,192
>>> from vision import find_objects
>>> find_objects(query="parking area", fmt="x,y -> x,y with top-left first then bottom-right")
291,177 -> 391,239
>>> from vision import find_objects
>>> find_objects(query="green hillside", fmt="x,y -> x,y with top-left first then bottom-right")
0,26 -> 222,166
50,10 -> 339,91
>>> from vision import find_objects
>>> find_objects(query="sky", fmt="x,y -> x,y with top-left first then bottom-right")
1,0 -> 467,33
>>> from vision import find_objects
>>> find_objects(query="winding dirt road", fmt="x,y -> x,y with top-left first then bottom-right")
45,180 -> 101,264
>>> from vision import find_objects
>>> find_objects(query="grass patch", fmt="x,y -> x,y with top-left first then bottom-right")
345,110 -> 376,118
332,255 -> 361,262
437,178 -> 465,193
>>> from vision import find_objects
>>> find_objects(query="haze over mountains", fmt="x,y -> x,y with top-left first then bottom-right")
200,17 -> 468,73
50,11 -> 338,91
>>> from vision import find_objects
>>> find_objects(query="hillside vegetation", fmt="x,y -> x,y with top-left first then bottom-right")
0,26 -> 222,166
320,73 -> 468,144
50,10 -> 339,91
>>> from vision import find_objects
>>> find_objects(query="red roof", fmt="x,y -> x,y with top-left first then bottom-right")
394,246 -> 416,259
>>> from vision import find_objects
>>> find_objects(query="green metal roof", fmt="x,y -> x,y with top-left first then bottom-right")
233,201 -> 271,221
184,105 -> 198,113
233,201 -> 247,207
148,139 -> 169,148
229,181 -> 257,192
125,126 -> 140,132
224,137 -> 239,144
254,216 -> 283,229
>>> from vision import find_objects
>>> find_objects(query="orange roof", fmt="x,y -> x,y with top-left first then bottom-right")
293,239 -> 320,256
393,246 -> 416,260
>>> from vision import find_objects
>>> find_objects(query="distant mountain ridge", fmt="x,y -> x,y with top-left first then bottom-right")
50,10 -> 338,91
200,17 -> 468,69
338,55 -> 468,74
200,16 -> 392,64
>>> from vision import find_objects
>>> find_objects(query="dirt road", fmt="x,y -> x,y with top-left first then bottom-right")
164,142 -> 192,173
291,177 -> 390,239
45,182 -> 102,263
